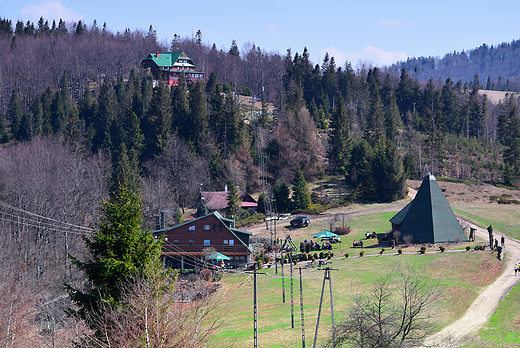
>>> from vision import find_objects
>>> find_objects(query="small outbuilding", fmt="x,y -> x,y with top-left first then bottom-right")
390,173 -> 468,244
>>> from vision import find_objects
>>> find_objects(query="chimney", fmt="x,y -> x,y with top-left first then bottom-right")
160,211 -> 165,229
155,216 -> 160,230
224,184 -> 228,192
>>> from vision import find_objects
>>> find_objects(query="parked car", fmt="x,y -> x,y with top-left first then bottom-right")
290,216 -> 310,228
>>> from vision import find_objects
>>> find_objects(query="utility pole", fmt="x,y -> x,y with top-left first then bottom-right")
245,264 -> 267,348
299,267 -> 306,348
313,267 -> 338,348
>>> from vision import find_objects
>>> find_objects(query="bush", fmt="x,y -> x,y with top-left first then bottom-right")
345,253 -> 349,258
466,246 -> 471,251
335,226 -> 351,235
359,251 -> 364,257
397,249 -> 402,255
200,269 -> 212,281
319,252 -> 325,259
419,246 -> 426,254
439,246 -> 445,253
380,248 -> 385,255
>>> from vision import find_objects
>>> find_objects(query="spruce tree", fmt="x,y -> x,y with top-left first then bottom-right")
67,179 -> 162,327
225,181 -> 240,218
330,95 -> 351,175
7,89 -> 22,140
292,168 -> 310,210
273,182 -> 291,213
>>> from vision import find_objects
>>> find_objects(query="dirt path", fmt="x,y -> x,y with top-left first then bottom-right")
422,226 -> 520,347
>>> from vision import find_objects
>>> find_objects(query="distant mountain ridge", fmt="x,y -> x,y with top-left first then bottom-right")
389,39 -> 520,91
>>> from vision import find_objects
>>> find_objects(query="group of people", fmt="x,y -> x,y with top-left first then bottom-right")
365,231 -> 377,239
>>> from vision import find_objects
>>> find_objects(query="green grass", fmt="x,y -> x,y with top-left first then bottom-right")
212,250 -> 502,347
461,283 -> 520,347
453,204 -> 520,240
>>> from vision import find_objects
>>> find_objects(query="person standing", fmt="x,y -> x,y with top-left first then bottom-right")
488,225 -> 494,249
515,263 -> 518,276
501,235 -> 505,247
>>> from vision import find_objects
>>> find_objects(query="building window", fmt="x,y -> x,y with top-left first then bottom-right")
204,240 -> 210,246
173,239 -> 181,245
189,225 -> 195,231
229,239 -> 234,246
223,240 -> 228,244
189,240 -> 195,246
204,224 -> 210,231
240,256 -> 245,261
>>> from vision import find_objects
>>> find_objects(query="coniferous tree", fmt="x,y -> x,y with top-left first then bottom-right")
330,95 -> 351,175
365,84 -> 385,148
273,182 -> 291,213
67,179 -> 163,339
225,181 -> 240,218
187,80 -> 207,152
0,114 -> 10,143
292,168 -> 310,210
7,89 -> 23,140
142,82 -> 172,161
171,72 -> 189,134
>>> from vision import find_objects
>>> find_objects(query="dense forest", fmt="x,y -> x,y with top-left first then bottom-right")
1,14 -> 520,346
391,40 -> 520,90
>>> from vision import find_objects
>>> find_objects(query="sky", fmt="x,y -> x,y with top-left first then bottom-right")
2,0 -> 520,68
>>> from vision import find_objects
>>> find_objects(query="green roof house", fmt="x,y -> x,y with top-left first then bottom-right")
141,51 -> 204,87
390,173 -> 467,244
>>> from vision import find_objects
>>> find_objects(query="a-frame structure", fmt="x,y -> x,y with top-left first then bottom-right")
390,173 -> 467,243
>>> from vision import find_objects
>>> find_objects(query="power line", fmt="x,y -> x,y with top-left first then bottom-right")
0,201 -> 91,232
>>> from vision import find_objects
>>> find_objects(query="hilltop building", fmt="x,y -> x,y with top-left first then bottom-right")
390,173 -> 468,243
141,51 -> 204,87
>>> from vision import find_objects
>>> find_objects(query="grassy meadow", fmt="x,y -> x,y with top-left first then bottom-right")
211,210 -> 505,347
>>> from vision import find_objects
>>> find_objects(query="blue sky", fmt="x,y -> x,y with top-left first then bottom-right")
1,0 -> 520,68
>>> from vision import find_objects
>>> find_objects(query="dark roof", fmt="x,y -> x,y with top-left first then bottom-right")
390,201 -> 412,225
397,173 -> 467,243
152,211 -> 252,252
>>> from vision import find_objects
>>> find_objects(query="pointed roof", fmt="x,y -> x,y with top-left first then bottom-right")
392,173 -> 467,243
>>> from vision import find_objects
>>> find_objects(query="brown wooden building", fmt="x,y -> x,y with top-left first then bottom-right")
153,211 -> 252,269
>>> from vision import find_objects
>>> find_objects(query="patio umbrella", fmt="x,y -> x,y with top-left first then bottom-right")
208,252 -> 231,261
313,230 -> 338,238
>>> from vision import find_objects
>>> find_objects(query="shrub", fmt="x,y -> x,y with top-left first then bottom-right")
380,248 -> 385,255
345,253 -> 349,258
439,246 -> 445,253
466,246 -> 471,251
330,253 -> 334,258
397,249 -> 402,255
319,252 -> 325,259
335,226 -> 351,235
359,251 -> 364,257
263,255 -> 270,263
420,246 -> 426,254
200,269 -> 212,281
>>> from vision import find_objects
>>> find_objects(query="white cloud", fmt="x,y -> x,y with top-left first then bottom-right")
21,2 -> 83,22
319,45 -> 407,67
266,24 -> 279,33
376,20 -> 401,27
345,46 -> 408,67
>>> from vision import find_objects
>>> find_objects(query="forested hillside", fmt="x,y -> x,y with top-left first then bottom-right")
390,40 -> 520,90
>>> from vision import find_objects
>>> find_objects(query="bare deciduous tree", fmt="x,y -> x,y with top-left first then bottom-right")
331,270 -> 441,348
